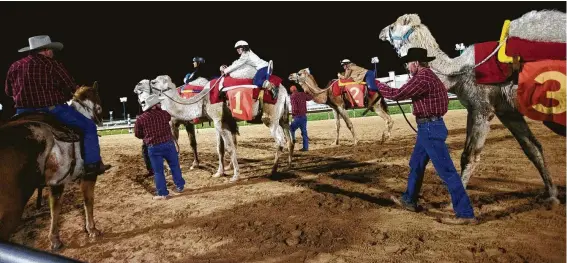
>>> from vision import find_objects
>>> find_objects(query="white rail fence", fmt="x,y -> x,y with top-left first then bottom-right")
98,72 -> 459,132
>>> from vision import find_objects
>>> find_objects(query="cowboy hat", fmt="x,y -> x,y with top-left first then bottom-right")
18,35 -> 63,53
400,47 -> 435,63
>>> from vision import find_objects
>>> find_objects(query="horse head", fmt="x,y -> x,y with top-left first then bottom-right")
72,81 -> 104,125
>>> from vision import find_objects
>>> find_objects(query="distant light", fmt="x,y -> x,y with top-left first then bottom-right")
119,97 -> 128,102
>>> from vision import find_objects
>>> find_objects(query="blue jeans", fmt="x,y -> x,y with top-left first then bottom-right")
365,70 -> 379,92
16,104 -> 101,165
148,140 -> 185,196
402,118 -> 475,218
253,66 -> 270,87
142,143 -> 153,175
290,115 -> 308,150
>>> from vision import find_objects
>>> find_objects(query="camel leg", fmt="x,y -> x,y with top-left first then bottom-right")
496,111 -> 558,204
282,120 -> 294,169
212,126 -> 225,178
219,128 -> 239,183
48,185 -> 65,251
81,179 -> 100,238
270,122 -> 287,175
460,110 -> 493,187
184,122 -> 200,170
374,99 -> 394,142
332,109 -> 341,146
337,107 -> 358,145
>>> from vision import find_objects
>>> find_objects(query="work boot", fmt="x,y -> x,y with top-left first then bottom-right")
390,195 -> 418,212
438,217 -> 479,225
85,161 -> 111,177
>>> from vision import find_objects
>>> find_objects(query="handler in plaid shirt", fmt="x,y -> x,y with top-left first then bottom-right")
134,102 -> 185,200
5,35 -> 109,177
375,48 -> 477,225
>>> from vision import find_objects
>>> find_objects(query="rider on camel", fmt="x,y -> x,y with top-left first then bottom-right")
184,56 -> 208,86
220,40 -> 277,97
339,59 -> 380,93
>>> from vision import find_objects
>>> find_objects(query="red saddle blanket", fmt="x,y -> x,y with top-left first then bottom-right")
474,38 -> 566,84
517,59 -> 566,126
474,41 -> 512,84
178,84 -> 205,99
506,37 -> 566,62
209,77 -> 278,106
329,78 -> 379,108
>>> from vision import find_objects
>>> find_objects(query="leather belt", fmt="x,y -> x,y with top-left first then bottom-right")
416,116 -> 442,124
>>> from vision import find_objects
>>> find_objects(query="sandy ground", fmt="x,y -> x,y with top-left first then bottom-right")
10,109 -> 566,263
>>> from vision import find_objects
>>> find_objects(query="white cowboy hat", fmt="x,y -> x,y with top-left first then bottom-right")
234,40 -> 249,48
18,35 -> 63,53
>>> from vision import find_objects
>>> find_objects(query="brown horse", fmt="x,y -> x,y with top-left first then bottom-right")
289,69 -> 394,145
0,82 -> 104,251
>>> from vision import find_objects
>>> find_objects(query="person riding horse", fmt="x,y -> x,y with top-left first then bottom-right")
5,35 -> 110,177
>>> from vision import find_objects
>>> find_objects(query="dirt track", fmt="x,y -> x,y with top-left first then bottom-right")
10,109 -> 566,263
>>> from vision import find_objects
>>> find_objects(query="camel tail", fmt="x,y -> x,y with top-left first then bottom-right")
379,95 -> 389,114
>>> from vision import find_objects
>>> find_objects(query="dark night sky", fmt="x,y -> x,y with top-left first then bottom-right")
0,1 -> 565,119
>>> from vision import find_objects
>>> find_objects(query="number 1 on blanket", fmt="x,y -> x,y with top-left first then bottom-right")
233,91 -> 243,114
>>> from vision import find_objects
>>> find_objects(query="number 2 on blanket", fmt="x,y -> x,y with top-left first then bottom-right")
232,91 -> 243,114
350,87 -> 360,104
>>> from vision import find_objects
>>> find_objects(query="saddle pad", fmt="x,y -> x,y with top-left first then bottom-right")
474,41 -> 512,84
9,112 -> 81,142
517,59 -> 566,126
227,88 -> 254,121
506,37 -> 566,62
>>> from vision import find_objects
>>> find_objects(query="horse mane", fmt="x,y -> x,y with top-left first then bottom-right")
73,85 -> 100,105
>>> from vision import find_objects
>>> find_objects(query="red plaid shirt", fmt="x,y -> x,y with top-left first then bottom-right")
5,54 -> 78,108
377,68 -> 448,118
290,92 -> 313,117
134,106 -> 173,146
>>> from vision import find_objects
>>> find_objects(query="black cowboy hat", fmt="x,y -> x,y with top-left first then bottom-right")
400,47 -> 436,63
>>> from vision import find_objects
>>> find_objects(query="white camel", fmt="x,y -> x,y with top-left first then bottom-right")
379,10 -> 565,204
136,75 -> 293,182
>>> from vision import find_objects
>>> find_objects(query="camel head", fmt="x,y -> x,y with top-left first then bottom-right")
150,75 -> 176,93
379,14 -> 423,57
134,79 -> 161,111
288,68 -> 311,84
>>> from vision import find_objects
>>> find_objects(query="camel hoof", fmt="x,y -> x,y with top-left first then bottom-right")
212,172 -> 224,178
229,176 -> 239,183
331,141 -> 339,146
190,164 -> 199,170
353,140 -> 359,146
88,227 -> 101,238
544,196 -> 560,205
50,239 -> 63,251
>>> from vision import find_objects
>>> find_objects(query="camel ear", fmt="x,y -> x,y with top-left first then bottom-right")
402,14 -> 421,26
304,68 -> 310,74
93,81 -> 99,90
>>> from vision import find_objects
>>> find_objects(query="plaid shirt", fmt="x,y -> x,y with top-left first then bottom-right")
134,106 -> 173,146
377,68 -> 448,118
5,54 -> 78,108
290,92 -> 313,117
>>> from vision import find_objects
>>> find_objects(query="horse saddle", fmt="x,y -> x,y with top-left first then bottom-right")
8,112 -> 82,143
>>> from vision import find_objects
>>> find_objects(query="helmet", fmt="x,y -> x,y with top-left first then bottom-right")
340,59 -> 351,66
193,56 -> 205,63
234,40 -> 249,49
